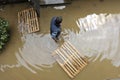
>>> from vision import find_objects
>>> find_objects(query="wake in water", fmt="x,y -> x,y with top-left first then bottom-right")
15,33 -> 58,73
2,13 -> 120,73
66,13 -> 120,67
0,63 -> 21,72
15,13 -> 120,74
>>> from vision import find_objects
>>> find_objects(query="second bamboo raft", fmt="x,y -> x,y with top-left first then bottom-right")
18,8 -> 39,34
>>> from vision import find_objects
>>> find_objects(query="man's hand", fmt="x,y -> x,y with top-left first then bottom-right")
52,37 -> 59,42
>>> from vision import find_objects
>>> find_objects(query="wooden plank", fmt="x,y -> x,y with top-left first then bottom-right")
60,47 -> 80,69
55,50 -> 75,75
60,63 -> 74,78
61,45 -> 83,70
66,41 -> 87,60
65,42 -> 88,64
59,48 -> 78,74
56,50 -> 76,74
63,43 -> 87,67
60,47 -> 82,75
62,44 -> 82,66
62,44 -> 85,72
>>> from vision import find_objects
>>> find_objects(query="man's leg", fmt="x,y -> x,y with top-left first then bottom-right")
56,31 -> 61,40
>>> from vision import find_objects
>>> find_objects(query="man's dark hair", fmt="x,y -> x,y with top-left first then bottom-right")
55,16 -> 62,24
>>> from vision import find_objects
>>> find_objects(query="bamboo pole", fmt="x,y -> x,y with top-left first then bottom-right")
61,63 -> 74,78
61,46 -> 80,68
57,49 -> 77,71
62,44 -> 86,70
28,11 -> 31,33
33,19 -> 36,31
55,59 -> 74,78
60,47 -> 81,75
61,45 -> 83,70
66,41 -> 87,61
55,50 -> 75,75
18,13 -> 20,24
62,44 -> 82,66
64,42 -> 87,67
56,50 -> 76,74
59,48 -> 78,72
65,42 -> 87,65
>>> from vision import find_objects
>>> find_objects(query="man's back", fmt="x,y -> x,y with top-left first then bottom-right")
50,16 -> 62,41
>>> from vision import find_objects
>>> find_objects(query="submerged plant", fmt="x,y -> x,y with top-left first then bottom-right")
0,17 -> 9,51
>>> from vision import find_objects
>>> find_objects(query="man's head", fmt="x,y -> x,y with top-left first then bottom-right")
55,16 -> 62,25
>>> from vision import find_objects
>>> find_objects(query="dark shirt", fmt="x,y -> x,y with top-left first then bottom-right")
50,17 -> 61,39
29,0 -> 40,17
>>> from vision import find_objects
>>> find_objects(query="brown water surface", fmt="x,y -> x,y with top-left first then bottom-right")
0,0 -> 120,80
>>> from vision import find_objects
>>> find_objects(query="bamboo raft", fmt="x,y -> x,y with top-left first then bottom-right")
18,8 -> 39,34
52,41 -> 88,78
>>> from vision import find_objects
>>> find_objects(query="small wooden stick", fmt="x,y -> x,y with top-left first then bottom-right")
61,63 -> 74,78
55,58 -> 74,77
65,42 -> 87,65
56,50 -> 76,74
66,41 -> 84,57
59,48 -> 78,72
60,47 -> 82,75
61,45 -> 83,70
64,42 -> 87,67
55,50 -> 75,74
63,44 -> 86,70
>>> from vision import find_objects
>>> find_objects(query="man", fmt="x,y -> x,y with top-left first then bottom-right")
28,0 -> 40,17
50,16 -> 62,42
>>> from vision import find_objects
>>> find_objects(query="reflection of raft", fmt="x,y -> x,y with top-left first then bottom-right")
18,8 -> 39,34
52,41 -> 88,78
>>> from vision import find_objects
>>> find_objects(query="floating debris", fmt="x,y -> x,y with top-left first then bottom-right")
0,63 -> 21,72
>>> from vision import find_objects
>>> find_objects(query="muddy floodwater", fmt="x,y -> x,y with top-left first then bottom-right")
0,0 -> 120,80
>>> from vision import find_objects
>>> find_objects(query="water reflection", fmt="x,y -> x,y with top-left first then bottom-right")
0,63 -> 21,72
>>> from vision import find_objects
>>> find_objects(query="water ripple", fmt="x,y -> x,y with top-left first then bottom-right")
16,34 -> 58,73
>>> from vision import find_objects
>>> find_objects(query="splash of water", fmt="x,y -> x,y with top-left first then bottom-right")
0,63 -> 21,72
16,33 -> 58,73
64,13 -> 120,67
